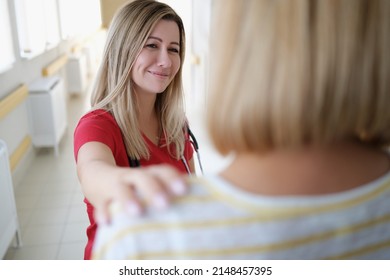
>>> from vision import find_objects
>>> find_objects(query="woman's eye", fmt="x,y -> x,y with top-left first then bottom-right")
169,48 -> 179,53
145,44 -> 158,49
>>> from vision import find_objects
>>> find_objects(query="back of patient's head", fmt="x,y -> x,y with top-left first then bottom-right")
207,0 -> 390,155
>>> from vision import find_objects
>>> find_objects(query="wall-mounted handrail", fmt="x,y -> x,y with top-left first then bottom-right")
0,85 -> 28,121
42,54 -> 68,77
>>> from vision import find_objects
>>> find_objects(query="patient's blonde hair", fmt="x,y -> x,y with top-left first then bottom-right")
208,0 -> 390,155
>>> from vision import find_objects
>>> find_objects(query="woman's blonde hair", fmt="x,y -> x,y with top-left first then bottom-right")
91,0 -> 186,160
208,0 -> 390,155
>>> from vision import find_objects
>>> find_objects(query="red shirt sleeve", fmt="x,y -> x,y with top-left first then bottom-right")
73,109 -> 129,167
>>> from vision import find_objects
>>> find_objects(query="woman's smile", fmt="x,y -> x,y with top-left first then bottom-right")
148,70 -> 170,79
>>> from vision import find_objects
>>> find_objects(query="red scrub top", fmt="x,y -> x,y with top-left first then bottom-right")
74,109 -> 193,259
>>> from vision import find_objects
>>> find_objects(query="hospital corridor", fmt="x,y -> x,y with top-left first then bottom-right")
0,0 -> 228,260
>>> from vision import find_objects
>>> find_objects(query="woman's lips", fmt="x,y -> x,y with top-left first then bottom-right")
148,70 -> 169,78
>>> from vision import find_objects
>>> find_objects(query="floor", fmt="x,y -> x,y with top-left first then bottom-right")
3,88 -> 92,260
3,77 -> 230,260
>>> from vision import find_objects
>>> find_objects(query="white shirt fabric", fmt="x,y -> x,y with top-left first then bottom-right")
92,171 -> 390,259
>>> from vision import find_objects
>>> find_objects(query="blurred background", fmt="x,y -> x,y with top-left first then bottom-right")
0,0 -> 230,259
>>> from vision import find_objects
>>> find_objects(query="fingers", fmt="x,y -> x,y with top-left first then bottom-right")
94,202 -> 110,225
114,180 -> 144,216
121,164 -> 186,212
93,164 -> 188,225
146,164 -> 187,196
94,184 -> 143,225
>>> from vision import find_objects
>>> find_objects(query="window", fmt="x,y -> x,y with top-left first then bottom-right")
0,0 -> 16,73
58,0 -> 102,40
14,0 -> 60,58
43,0 -> 61,48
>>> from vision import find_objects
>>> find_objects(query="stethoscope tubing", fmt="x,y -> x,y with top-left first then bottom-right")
128,127 -> 204,175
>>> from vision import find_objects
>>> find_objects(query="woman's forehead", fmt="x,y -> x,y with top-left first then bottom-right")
148,20 -> 180,45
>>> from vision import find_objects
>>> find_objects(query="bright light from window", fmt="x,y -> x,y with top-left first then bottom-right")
58,0 -> 102,40
0,0 -> 16,72
14,0 -> 60,58
43,0 -> 60,48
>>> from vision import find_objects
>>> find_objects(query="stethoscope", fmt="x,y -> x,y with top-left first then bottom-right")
128,127 -> 204,175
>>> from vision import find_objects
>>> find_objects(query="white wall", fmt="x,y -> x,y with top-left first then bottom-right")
190,0 -> 212,115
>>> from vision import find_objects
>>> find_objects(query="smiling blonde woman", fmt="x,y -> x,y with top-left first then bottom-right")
74,0 -> 195,260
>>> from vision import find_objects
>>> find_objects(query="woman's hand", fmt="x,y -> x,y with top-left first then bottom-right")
97,164 -> 187,224
76,142 -> 188,224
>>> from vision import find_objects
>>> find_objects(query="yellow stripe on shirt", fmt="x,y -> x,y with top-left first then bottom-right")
94,211 -> 390,260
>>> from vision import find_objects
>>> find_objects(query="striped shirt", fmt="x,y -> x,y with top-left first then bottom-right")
92,172 -> 390,259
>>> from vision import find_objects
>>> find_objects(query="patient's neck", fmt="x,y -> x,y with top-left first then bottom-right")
219,141 -> 390,196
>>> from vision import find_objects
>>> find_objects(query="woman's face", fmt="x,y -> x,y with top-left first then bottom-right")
131,19 -> 181,96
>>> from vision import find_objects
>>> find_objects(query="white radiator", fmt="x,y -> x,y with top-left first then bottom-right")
28,76 -> 68,156
0,139 -> 22,259
66,53 -> 88,95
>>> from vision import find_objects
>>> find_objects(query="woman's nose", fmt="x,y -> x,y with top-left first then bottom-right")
157,49 -> 172,68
